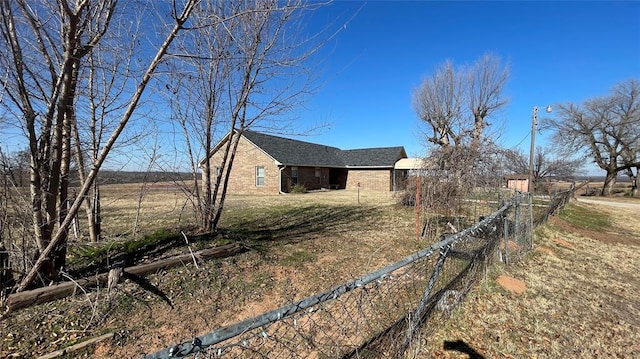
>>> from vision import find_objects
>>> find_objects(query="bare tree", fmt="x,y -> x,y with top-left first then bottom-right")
409,53 -> 509,216
413,53 -> 509,150
1,0 -> 200,292
168,0 -> 330,232
167,0 -> 234,232
612,80 -> 640,196
412,60 -> 464,147
546,79 -> 640,196
72,10 -> 145,242
0,0 -> 119,283
504,146 -> 583,193
468,54 -> 510,149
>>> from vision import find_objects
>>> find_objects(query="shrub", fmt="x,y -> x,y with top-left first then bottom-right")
291,184 -> 307,193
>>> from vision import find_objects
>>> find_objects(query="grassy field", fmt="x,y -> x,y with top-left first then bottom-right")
423,200 -> 640,358
2,188 -> 422,357
1,186 -> 638,358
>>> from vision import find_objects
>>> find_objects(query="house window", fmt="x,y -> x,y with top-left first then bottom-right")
291,166 -> 298,185
315,167 -> 321,184
214,166 -> 222,178
256,166 -> 265,186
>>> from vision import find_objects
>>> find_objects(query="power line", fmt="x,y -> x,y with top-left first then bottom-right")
510,132 -> 530,149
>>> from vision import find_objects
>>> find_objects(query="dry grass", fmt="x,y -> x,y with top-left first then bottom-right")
422,201 -> 640,358
1,188 -> 420,358
96,184 -> 196,238
2,187 -> 637,358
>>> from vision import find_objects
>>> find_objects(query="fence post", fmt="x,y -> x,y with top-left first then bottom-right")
503,207 -> 510,265
504,193 -> 522,265
528,192 -> 534,249
512,194 -> 522,262
416,176 -> 421,241
400,244 -> 451,357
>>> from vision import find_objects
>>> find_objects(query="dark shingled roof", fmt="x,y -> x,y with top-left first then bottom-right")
241,130 -> 406,168
242,130 -> 344,167
340,147 -> 407,167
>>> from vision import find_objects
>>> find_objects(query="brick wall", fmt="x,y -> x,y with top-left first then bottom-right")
281,166 -> 330,192
346,169 -> 393,191
206,135 -> 397,194
208,136 -> 281,194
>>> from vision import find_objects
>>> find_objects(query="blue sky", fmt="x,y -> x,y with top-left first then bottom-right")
287,1 -> 640,173
2,1 -> 637,175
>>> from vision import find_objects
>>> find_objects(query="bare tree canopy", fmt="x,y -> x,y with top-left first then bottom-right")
409,53 -> 509,212
412,53 -> 509,149
504,146 -> 583,192
167,0 -> 331,231
545,78 -> 640,196
0,0 -> 334,293
0,0 -> 200,292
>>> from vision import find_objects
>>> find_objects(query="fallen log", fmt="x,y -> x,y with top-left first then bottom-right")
5,242 -> 245,313
37,332 -> 114,359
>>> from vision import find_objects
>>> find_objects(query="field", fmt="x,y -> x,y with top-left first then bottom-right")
425,197 -> 640,358
2,188 -> 420,357
1,185 -> 639,358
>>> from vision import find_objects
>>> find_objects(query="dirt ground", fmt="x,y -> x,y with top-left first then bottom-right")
423,198 -> 640,358
576,196 -> 640,210
1,190 -> 420,358
2,191 -> 638,358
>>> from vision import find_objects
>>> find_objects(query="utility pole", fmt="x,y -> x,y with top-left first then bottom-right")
528,105 -> 552,193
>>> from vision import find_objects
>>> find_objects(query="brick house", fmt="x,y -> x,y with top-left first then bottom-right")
203,130 -> 409,194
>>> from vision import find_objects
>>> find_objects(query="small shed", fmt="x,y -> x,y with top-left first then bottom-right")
505,174 -> 530,192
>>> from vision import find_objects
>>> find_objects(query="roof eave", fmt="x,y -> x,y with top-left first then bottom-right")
279,163 -> 345,168
198,131 -> 234,168
346,165 -> 394,169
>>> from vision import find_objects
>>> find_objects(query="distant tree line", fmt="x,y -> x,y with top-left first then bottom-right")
0,151 -> 195,188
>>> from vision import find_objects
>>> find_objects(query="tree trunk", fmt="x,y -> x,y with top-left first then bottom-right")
72,120 -> 101,242
211,130 -> 242,230
29,152 -> 45,253
6,243 -> 244,312
601,170 -> 617,196
39,37 -> 82,281
627,167 -> 638,197
54,112 -> 70,273
91,183 -> 102,241
202,132 -> 213,231
471,112 -> 485,150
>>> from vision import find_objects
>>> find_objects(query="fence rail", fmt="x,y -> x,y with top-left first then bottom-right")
146,189 -> 572,359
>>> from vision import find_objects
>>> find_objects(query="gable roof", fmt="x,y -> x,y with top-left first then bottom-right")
240,130 -> 406,168
341,147 -> 407,167
242,130 -> 344,167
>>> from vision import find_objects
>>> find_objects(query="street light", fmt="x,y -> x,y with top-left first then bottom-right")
528,105 -> 552,193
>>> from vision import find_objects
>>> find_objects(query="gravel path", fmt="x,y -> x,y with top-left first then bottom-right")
575,197 -> 640,210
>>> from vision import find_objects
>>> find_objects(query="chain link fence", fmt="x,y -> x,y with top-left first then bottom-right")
534,189 -> 574,226
146,188 -> 566,359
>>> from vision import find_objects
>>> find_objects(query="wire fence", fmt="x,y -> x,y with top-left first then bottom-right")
534,189 -> 575,226
145,188 -> 573,359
